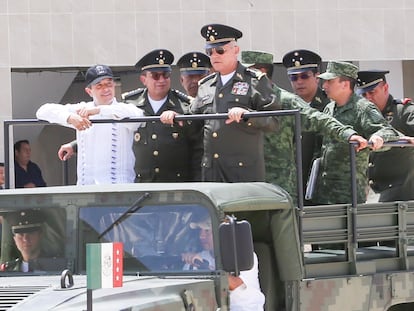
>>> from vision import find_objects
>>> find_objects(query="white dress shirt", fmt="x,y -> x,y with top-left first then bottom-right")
36,99 -> 143,185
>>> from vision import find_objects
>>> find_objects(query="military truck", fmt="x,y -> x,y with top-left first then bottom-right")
0,180 -> 414,311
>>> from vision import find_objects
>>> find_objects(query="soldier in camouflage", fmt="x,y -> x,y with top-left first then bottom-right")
124,49 -> 203,182
357,70 -> 414,201
241,51 -> 368,204
315,61 -> 401,204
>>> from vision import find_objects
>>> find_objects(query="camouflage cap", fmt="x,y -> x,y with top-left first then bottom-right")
241,50 -> 274,67
318,61 -> 358,80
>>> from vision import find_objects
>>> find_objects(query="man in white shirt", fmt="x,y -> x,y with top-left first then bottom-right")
36,65 -> 143,185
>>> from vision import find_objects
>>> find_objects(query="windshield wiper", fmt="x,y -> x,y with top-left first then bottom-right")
98,192 -> 151,240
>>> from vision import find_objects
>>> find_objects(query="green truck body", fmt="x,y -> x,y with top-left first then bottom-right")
0,182 -> 414,310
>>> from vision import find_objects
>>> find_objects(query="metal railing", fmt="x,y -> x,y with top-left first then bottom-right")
3,109 -> 304,209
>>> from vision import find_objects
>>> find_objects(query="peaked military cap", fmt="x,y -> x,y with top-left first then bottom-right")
356,70 -> 390,94
241,51 -> 274,67
85,64 -> 114,86
176,52 -> 211,75
200,24 -> 242,48
318,61 -> 358,80
135,49 -> 174,72
7,210 -> 44,234
282,49 -> 322,75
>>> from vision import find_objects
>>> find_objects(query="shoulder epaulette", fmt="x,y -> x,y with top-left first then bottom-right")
245,67 -> 266,79
198,72 -> 216,85
121,88 -> 145,100
394,98 -> 413,105
172,89 -> 193,103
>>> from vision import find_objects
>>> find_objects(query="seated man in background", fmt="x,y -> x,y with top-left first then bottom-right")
182,215 -> 265,311
14,140 -> 46,188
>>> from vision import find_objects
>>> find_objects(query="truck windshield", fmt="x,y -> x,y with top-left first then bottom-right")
79,204 -> 213,273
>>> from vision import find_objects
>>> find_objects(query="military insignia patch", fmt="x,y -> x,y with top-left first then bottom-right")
231,82 -> 249,95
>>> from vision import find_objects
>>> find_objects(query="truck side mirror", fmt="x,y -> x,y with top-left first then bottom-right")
219,216 -> 254,276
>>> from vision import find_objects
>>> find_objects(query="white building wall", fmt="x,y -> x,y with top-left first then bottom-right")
2,0 -> 414,182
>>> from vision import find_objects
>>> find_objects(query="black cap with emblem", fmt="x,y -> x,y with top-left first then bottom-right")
7,210 -> 44,234
135,49 -> 174,73
356,70 -> 390,95
176,52 -> 211,76
85,64 -> 114,87
282,49 -> 322,75
200,24 -> 243,48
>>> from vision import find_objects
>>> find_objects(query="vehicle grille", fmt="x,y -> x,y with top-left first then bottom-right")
0,286 -> 49,310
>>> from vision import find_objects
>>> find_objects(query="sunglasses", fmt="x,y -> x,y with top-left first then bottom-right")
289,72 -> 313,82
149,71 -> 171,80
205,46 -> 227,56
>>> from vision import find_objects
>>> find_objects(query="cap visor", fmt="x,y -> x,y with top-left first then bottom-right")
317,72 -> 338,80
288,68 -> 311,75
205,41 -> 230,49
90,75 -> 113,86
356,83 -> 379,95
12,226 -> 42,234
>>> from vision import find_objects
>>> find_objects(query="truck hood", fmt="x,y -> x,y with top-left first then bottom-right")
1,275 -> 218,310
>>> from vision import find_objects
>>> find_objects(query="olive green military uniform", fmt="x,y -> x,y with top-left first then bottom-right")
368,95 -> 414,201
191,62 -> 280,182
314,93 -> 400,204
125,89 -> 203,182
266,85 -> 357,203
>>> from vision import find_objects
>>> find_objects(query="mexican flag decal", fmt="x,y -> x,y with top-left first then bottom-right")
86,242 -> 123,289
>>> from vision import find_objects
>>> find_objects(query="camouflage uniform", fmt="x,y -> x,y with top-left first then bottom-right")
190,62 -> 280,182
314,93 -> 400,204
125,88 -> 203,182
266,85 -> 357,203
368,95 -> 414,201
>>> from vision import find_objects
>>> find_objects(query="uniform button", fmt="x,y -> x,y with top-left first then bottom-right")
235,98 -> 239,102
213,153 -> 219,159
202,163 -> 206,167
152,121 -> 156,124
154,168 -> 160,173
368,162 -> 374,167
388,184 -> 393,188
218,93 -> 223,98
369,180 -> 374,185
212,132 -> 218,138
152,134 -> 157,140
238,162 -> 243,167
176,173 -> 181,177
247,122 -> 252,126
153,151 -> 159,156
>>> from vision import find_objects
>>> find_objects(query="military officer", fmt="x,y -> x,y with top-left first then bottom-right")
124,49 -> 203,182
174,24 -> 281,182
282,50 -> 330,204
357,70 -> 414,201
176,52 -> 211,97
1,210 -> 44,272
